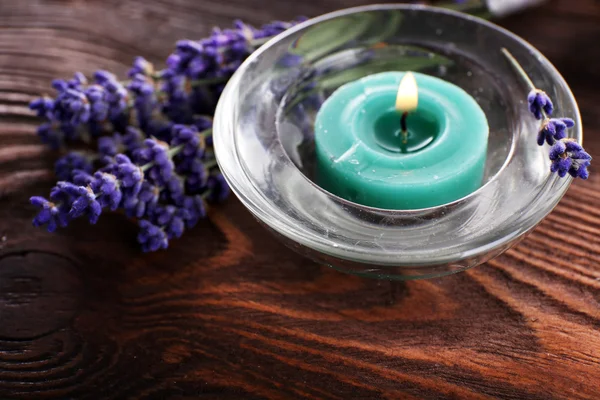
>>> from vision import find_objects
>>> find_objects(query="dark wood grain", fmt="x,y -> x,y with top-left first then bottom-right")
0,0 -> 599,399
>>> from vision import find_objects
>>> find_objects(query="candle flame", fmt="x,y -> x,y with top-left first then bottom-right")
395,72 -> 418,113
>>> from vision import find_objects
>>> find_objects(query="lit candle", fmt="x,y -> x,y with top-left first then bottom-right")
314,72 -> 489,209
396,72 -> 418,148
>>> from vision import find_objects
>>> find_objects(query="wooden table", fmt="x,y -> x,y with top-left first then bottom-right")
0,0 -> 598,398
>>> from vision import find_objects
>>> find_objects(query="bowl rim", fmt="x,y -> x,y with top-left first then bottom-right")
214,3 -> 580,267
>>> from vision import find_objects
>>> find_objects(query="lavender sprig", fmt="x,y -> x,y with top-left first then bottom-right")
549,139 -> 592,179
28,18 -> 306,148
54,152 -> 94,181
502,48 -> 591,179
30,125 -> 225,251
28,18 -> 308,252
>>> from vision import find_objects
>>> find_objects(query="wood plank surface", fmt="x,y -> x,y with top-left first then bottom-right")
0,0 -> 598,398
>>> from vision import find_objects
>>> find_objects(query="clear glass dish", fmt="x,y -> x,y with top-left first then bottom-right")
213,4 -> 581,280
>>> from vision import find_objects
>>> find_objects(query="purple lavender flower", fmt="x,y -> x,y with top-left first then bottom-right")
182,195 -> 206,228
137,220 -> 169,252
48,183 -> 77,214
170,20 -> 301,78
549,141 -> 571,177
193,115 -> 212,131
161,72 -> 186,103
84,85 -> 109,123
128,73 -> 157,129
145,120 -> 174,142
189,86 -> 216,116
31,70 -> 129,144
129,73 -> 154,99
528,89 -> 554,120
124,181 -> 159,218
72,170 -> 95,186
112,154 -> 143,208
61,182 -> 103,223
171,124 -> 204,158
99,128 -> 144,157
549,139 -> 592,179
160,18 -> 307,123
98,136 -> 120,157
201,41 -> 222,68
537,117 -> 575,146
172,40 -> 204,74
207,27 -> 249,64
177,157 -> 207,193
235,17 -> 306,41
55,152 -> 93,181
205,173 -> 230,203
36,123 -> 62,149
53,88 -> 91,127
188,52 -> 211,78
123,127 -> 144,151
128,56 -> 154,77
90,172 -> 122,210
233,20 -> 257,40
93,70 -> 115,85
98,134 -> 124,158
114,154 -> 143,189
30,196 -> 70,232
134,139 -> 174,186
31,181 -> 100,228
502,48 -> 592,179
93,70 -> 128,121
166,53 -> 181,71
256,18 -> 307,38
52,72 -> 87,92
29,97 -> 54,119
209,27 -> 239,47
160,70 -> 189,122
162,175 -> 186,206
151,205 -> 188,239
51,79 -> 68,92
28,18 -> 299,251
72,72 -> 88,87
97,156 -> 117,174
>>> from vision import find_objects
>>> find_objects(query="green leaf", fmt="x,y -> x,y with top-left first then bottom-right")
289,14 -> 373,61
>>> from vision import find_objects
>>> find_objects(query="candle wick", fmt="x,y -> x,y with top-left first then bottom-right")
400,111 -> 408,145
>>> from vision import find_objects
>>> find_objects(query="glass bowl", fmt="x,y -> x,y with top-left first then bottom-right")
213,4 -> 581,280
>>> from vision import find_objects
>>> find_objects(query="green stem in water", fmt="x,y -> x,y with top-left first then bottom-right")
283,87 -> 321,115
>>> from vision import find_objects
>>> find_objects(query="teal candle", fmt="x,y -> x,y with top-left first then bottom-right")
315,71 -> 489,209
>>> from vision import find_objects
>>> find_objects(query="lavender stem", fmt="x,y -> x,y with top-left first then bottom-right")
501,48 -> 537,91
